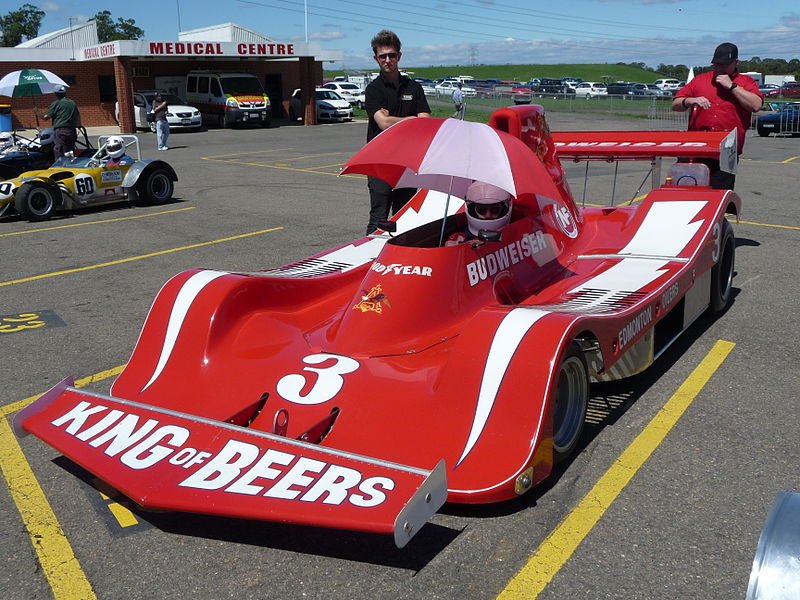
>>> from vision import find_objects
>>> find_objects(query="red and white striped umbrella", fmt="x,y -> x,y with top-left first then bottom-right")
341,117 -> 562,200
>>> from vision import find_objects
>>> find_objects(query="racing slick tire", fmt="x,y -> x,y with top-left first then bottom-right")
708,218 -> 735,315
14,181 -> 60,221
552,343 -> 589,465
757,126 -> 772,137
135,167 -> 174,205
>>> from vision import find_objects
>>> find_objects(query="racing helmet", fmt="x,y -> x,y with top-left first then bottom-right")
0,131 -> 12,149
105,136 -> 125,159
38,128 -> 54,146
465,181 -> 512,236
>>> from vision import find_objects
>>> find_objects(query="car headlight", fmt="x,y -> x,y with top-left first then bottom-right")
226,98 -> 239,108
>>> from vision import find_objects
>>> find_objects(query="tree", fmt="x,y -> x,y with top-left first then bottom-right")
93,10 -> 144,42
0,3 -> 45,47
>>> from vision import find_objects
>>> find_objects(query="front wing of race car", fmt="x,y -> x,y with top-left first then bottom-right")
15,378 -> 447,548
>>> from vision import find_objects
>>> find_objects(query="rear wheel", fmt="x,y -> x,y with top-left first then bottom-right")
135,167 -> 174,205
552,343 -> 589,464
709,219 -> 735,314
15,181 -> 60,221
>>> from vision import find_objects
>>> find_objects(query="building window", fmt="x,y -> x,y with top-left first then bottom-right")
98,75 -> 116,102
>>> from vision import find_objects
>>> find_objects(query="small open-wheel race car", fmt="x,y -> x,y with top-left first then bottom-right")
17,105 -> 740,547
0,134 -> 177,221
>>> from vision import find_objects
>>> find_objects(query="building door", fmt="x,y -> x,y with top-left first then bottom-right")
265,73 -> 284,118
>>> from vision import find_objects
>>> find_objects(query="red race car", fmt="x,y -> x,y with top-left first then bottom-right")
17,106 -> 740,548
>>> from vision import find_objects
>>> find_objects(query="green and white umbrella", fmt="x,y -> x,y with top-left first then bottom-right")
0,69 -> 69,97
0,69 -> 69,126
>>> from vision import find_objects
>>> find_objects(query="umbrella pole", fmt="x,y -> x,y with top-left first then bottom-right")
437,176 -> 456,247
32,94 -> 40,127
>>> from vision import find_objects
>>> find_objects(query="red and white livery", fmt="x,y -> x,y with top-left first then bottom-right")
17,106 -> 740,547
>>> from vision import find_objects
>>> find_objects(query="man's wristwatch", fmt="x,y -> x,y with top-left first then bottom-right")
729,82 -> 739,91
682,97 -> 689,108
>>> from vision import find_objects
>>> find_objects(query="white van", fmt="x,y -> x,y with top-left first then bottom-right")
185,71 -> 271,128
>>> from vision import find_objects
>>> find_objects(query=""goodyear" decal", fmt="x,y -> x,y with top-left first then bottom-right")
371,262 -> 432,277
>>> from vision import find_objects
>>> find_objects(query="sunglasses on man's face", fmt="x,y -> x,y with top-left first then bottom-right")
376,52 -> 399,61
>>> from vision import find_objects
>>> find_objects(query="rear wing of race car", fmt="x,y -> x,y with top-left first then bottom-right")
15,378 -> 447,548
551,129 -> 738,204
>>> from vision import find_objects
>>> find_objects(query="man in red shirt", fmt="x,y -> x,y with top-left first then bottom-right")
672,42 -> 762,189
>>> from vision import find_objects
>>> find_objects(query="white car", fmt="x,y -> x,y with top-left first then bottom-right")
434,80 -> 477,97
574,82 -> 608,98
289,88 -> 353,122
115,91 -> 202,132
654,78 -> 681,92
322,82 -> 365,108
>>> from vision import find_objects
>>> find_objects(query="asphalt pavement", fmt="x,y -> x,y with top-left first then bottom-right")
1,112 -> 799,600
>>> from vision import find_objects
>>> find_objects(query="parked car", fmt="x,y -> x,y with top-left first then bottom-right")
322,82 -> 365,108
606,81 -> 635,95
533,78 -> 566,96
289,88 -> 353,123
115,91 -> 202,133
756,102 -> 800,136
574,82 -> 608,98
627,83 -> 670,97
654,78 -> 681,93
434,80 -> 477,97
780,82 -> 800,99
759,84 -> 781,98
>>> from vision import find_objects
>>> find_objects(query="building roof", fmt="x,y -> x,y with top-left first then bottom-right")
16,20 -> 98,49
179,23 -> 275,44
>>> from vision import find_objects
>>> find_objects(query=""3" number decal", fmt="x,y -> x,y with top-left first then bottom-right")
276,354 -> 360,405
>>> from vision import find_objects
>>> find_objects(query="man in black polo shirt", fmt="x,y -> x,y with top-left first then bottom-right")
364,30 -> 431,235
38,85 -> 81,160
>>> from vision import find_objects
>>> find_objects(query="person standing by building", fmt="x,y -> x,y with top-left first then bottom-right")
452,82 -> 465,120
672,42 -> 762,189
364,29 -> 431,235
37,84 -> 80,160
152,92 -> 170,151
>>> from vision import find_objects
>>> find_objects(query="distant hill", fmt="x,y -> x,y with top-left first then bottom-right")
325,64 -> 668,83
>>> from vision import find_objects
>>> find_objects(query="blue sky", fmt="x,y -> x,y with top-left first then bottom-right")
32,0 -> 800,69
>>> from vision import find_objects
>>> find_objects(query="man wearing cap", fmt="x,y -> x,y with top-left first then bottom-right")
37,84 -> 80,160
672,42 -> 762,189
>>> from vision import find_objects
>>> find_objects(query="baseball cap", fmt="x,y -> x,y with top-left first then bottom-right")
54,84 -> 67,94
712,42 -> 738,65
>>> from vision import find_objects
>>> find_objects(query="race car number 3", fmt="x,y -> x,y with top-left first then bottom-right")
276,354 -> 360,405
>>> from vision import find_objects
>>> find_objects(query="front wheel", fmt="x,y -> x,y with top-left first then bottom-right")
15,181 -> 60,221
708,219 -> 735,314
757,126 -> 771,137
552,343 -> 589,464
135,167 -> 174,205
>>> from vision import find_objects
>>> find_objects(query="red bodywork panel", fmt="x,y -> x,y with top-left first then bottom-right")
17,105 -> 740,546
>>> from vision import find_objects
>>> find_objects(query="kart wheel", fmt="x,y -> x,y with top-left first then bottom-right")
709,219 -> 735,314
552,343 -> 589,464
135,167 -> 174,205
14,181 -> 60,221
757,127 -> 771,137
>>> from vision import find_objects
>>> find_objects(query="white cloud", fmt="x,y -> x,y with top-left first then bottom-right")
310,30 -> 346,41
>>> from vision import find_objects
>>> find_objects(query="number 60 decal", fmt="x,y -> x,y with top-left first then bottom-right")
276,353 -> 360,405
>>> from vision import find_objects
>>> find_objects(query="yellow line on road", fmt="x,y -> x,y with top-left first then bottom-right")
739,219 -> 800,231
0,227 -> 283,288
0,207 -> 195,238
780,155 -> 799,164
498,340 -> 736,599
0,367 -> 124,599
